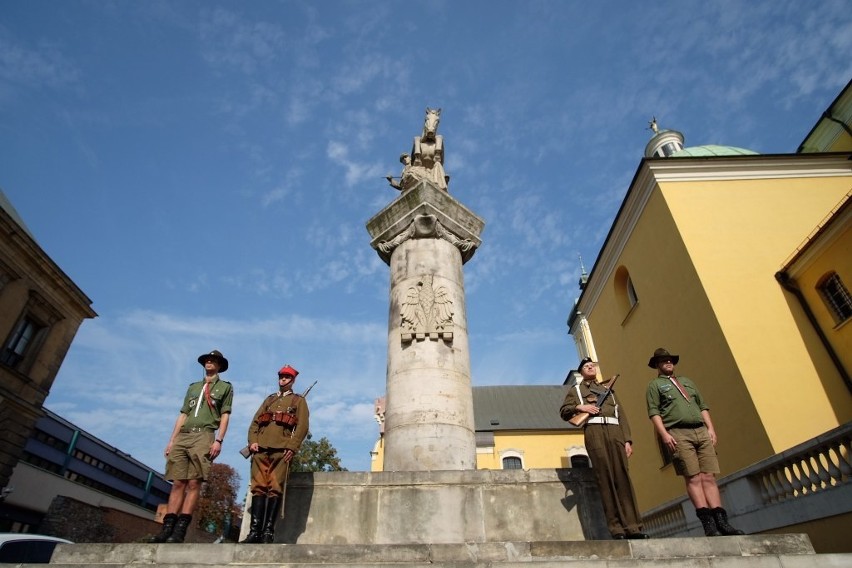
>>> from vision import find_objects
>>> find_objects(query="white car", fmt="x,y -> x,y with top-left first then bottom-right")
0,533 -> 72,563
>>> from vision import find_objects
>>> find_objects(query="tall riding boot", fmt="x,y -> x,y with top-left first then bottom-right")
261,495 -> 281,544
239,495 -> 267,543
712,507 -> 744,535
696,507 -> 720,536
165,514 -> 192,543
146,513 -> 177,543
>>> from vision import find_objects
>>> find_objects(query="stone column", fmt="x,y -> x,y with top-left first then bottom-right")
367,181 -> 484,471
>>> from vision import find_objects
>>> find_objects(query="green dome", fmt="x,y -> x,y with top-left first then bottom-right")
671,145 -> 758,157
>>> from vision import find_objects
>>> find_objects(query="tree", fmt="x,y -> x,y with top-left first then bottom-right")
290,434 -> 348,472
195,462 -> 241,535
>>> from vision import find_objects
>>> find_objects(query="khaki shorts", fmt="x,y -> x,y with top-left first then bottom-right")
165,430 -> 214,481
669,425 -> 720,477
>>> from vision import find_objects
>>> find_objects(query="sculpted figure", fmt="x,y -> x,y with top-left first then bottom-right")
387,108 -> 449,192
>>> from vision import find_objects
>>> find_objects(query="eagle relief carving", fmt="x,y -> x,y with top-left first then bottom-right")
400,274 -> 454,343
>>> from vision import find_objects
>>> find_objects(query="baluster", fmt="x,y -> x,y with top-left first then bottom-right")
756,471 -> 774,503
784,462 -> 803,497
824,447 -> 842,487
804,453 -> 825,492
812,445 -> 833,489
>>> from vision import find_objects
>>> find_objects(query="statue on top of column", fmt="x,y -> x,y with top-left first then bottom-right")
386,108 -> 449,192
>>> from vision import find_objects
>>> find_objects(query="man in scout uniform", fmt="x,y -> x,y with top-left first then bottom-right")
560,357 -> 647,539
241,363 -> 310,544
148,349 -> 233,544
645,348 -> 744,536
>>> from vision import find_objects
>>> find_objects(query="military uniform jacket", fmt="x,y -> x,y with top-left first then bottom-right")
248,391 -> 310,452
560,379 -> 632,443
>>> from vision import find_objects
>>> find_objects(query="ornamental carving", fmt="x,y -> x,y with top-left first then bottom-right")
377,214 -> 475,258
400,273 -> 454,344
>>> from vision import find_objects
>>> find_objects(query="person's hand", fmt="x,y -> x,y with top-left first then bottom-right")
624,442 -> 633,458
249,443 -> 259,453
661,431 -> 677,451
283,449 -> 295,463
209,440 -> 222,459
164,443 -> 173,457
578,404 -> 600,415
707,428 -> 717,446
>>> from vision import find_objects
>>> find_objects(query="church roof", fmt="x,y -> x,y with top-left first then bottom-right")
671,144 -> 759,157
472,385 -> 577,431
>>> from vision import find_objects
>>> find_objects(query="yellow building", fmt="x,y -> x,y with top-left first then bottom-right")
568,80 -> 851,541
371,385 -> 588,472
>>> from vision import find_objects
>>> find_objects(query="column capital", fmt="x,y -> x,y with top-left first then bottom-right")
366,181 -> 485,265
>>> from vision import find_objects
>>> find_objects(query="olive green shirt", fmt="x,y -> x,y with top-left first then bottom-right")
646,374 -> 708,429
180,376 -> 233,430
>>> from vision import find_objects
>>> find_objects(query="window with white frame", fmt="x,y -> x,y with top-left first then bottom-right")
499,449 -> 524,470
502,456 -> 522,470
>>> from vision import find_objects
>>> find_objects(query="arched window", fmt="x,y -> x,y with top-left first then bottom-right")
613,266 -> 639,322
502,456 -> 522,470
570,455 -> 590,468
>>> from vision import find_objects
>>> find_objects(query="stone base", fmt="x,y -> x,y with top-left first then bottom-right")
273,468 -> 609,544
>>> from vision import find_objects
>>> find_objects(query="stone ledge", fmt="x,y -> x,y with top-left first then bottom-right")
48,534 -> 817,565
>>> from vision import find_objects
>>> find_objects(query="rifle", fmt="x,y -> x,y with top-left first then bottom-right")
568,374 -> 619,427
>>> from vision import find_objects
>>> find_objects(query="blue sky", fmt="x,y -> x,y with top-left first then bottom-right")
1,1 -> 850,494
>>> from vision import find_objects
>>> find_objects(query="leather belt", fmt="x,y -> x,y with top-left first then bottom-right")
180,427 -> 212,433
586,417 -> 619,426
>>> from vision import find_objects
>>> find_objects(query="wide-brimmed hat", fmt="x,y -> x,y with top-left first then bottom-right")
278,364 -> 299,378
198,350 -> 229,372
648,348 -> 679,369
576,357 -> 597,374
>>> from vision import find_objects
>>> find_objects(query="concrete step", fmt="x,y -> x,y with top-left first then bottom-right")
37,534 -> 852,567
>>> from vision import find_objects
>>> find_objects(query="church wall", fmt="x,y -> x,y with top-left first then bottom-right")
663,176 -> 852,450
583,166 -> 851,512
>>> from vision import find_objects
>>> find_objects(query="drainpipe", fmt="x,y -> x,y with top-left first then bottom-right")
775,270 -> 851,394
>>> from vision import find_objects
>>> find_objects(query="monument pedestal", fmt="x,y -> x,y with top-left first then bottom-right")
276,468 -> 609,544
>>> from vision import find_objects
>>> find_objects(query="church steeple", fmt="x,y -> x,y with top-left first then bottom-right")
578,253 -> 588,290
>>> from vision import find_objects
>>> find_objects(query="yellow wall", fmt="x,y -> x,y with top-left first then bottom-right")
476,430 -> 587,470
371,429 -> 587,472
664,177 -> 852,447
584,171 -> 852,510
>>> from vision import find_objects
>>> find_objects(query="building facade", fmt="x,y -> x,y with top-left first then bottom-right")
1,407 -> 170,538
567,81 -> 852,550
0,188 -> 96,497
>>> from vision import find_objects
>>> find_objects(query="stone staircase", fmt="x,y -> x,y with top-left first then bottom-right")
38,534 -> 852,567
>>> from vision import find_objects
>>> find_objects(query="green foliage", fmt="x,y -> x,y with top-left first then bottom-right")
290,433 -> 348,472
195,462 -> 241,535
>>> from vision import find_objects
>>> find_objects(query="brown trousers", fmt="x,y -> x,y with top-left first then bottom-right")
250,449 -> 291,497
584,424 -> 643,537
